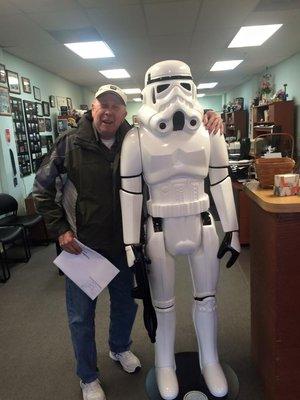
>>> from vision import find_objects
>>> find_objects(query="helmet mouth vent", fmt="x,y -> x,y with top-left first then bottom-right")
173,111 -> 185,131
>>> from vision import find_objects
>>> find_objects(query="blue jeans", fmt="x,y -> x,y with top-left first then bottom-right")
65,252 -> 138,383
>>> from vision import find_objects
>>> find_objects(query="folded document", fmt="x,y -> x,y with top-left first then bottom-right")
53,240 -> 119,300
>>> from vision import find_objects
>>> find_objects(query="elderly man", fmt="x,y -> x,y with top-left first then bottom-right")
33,84 -> 223,400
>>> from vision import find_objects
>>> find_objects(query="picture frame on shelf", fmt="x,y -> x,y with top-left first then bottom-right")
36,102 -> 43,117
21,77 -> 31,94
0,63 -> 7,84
38,117 -> 46,132
33,86 -> 41,101
42,101 -> 50,116
57,117 -> 68,133
49,95 -> 56,108
0,86 -> 11,116
6,70 -> 20,94
45,118 -> 52,132
56,96 -> 67,109
66,97 -> 72,110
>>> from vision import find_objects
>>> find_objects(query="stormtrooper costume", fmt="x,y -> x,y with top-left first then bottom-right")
120,60 -> 240,400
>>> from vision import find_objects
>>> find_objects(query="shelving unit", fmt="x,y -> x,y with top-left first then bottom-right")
251,100 -> 294,139
23,100 -> 42,173
9,97 -> 32,177
222,110 -> 247,140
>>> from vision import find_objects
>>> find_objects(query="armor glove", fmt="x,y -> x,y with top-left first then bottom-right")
217,231 -> 240,268
125,245 -> 136,268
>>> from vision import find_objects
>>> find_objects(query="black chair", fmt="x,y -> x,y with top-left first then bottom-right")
0,193 -> 49,249
0,226 -> 31,283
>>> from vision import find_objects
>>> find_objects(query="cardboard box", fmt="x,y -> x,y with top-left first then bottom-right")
274,174 -> 299,196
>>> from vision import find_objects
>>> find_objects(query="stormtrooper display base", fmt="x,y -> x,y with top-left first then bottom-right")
145,352 -> 239,400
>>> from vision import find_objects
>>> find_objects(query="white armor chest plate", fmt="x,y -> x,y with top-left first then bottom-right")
139,126 -> 211,218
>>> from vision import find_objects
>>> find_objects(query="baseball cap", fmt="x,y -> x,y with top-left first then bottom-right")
95,84 -> 127,105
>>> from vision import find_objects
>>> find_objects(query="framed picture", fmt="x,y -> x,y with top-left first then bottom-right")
0,63 -> 7,84
45,118 -> 52,132
36,102 -> 43,117
6,70 -> 20,94
33,86 -> 41,101
66,97 -> 73,110
0,86 -> 11,115
49,95 -> 56,108
21,77 -> 31,94
57,117 -> 68,133
38,117 -> 46,132
56,96 -> 67,109
42,101 -> 50,116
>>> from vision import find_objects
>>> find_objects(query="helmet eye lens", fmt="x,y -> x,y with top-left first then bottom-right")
157,84 -> 170,93
180,83 -> 191,91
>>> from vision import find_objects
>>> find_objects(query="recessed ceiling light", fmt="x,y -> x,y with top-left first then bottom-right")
210,60 -> 243,71
197,82 -> 218,89
123,88 -> 141,94
228,24 -> 283,48
133,97 -> 142,102
99,69 -> 130,79
64,41 -> 114,59
197,93 -> 206,97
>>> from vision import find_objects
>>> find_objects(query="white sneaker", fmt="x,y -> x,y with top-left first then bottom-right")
80,379 -> 106,400
109,350 -> 141,373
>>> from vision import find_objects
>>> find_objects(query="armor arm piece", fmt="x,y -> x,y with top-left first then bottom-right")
120,128 -> 143,249
208,132 -> 240,267
208,131 -> 238,232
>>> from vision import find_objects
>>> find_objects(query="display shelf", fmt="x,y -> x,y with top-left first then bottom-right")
251,100 -> 294,139
222,110 -> 247,139
9,96 -> 32,177
23,100 -> 42,173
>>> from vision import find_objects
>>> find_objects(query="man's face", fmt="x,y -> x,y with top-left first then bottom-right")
92,93 -> 127,139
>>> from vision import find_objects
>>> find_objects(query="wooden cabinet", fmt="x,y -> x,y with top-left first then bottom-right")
223,110 -> 247,139
251,100 -> 294,139
244,182 -> 300,400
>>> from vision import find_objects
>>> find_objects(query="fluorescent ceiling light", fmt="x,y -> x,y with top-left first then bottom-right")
64,41 -> 114,59
197,82 -> 218,89
133,97 -> 142,102
123,88 -> 141,94
197,93 -> 206,98
228,24 -> 283,48
210,60 -> 243,71
99,69 -> 130,79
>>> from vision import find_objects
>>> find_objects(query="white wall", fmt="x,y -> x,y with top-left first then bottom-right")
0,49 -> 87,204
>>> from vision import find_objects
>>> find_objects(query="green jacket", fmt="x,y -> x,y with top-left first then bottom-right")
33,111 -> 131,256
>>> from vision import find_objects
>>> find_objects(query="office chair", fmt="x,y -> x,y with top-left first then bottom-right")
0,193 -> 49,249
0,226 -> 31,283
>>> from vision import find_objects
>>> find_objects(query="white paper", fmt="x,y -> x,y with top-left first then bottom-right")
53,240 -> 119,300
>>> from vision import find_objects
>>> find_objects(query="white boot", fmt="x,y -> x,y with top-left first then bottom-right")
155,306 -> 179,400
193,297 -> 228,397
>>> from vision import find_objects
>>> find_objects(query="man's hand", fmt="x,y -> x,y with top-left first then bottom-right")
203,110 -> 224,135
58,230 -> 82,254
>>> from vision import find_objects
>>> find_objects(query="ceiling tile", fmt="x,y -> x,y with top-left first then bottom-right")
0,14 -> 59,47
144,1 -> 201,35
195,0 -> 260,30
27,10 -> 91,30
79,0 -> 140,6
87,4 -> 147,39
9,0 -> 81,12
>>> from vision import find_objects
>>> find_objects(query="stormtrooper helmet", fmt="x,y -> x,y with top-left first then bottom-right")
138,60 -> 203,135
